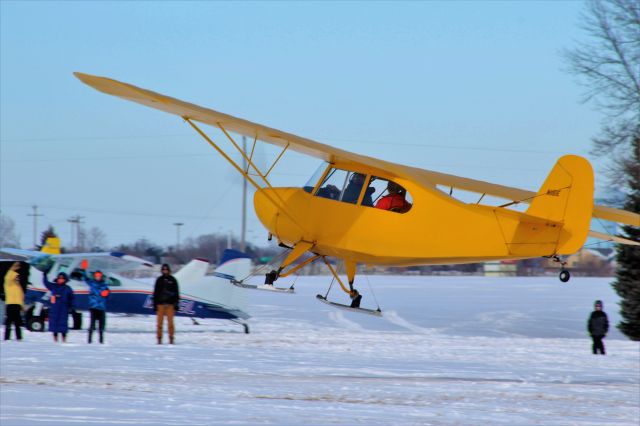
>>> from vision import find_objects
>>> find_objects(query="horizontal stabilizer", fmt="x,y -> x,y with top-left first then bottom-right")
588,230 -> 640,246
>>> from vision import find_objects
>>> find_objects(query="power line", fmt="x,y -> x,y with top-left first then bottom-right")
0,133 -> 570,155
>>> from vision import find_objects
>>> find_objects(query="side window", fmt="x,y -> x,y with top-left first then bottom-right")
363,177 -> 413,213
106,277 -> 121,287
315,168 -> 349,201
69,268 -> 86,281
54,258 -> 73,275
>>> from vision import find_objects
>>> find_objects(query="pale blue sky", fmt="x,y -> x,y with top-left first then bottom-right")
1,1 -> 605,249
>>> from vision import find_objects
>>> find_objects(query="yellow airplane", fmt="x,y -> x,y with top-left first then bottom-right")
75,72 -> 639,314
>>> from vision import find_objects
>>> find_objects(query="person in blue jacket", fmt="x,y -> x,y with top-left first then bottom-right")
42,272 -> 75,343
82,270 -> 110,344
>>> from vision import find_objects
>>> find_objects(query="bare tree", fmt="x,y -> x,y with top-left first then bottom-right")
0,213 -> 20,247
82,227 -> 107,251
564,0 -> 640,187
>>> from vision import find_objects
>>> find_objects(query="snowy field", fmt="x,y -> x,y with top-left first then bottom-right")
1,276 -> 639,425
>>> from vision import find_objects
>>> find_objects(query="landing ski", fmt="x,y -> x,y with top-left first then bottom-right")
230,280 -> 295,294
315,294 -> 383,317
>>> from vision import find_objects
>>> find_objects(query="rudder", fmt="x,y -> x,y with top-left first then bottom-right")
526,155 -> 594,254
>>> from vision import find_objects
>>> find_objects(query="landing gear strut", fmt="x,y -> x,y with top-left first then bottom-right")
551,255 -> 570,283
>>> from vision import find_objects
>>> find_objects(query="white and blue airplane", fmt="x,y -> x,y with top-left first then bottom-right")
0,248 -> 253,333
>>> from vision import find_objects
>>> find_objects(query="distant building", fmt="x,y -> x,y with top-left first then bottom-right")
483,260 -> 517,277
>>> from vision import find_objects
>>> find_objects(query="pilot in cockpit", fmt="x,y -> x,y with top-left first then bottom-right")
342,173 -> 365,204
342,173 -> 375,206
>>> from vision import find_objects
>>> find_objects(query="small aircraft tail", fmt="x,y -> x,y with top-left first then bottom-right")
525,155 -> 594,254
178,249 -> 252,318
174,258 -> 209,283
41,237 -> 61,254
213,249 -> 253,282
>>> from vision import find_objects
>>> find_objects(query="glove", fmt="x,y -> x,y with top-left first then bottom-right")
100,289 -> 110,297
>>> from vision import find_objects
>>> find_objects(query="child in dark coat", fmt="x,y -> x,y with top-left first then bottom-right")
43,272 -> 75,342
588,300 -> 609,355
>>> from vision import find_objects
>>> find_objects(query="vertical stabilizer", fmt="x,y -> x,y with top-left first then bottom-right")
525,155 -> 594,254
179,250 -> 252,318
174,258 -> 210,283
41,237 -> 61,254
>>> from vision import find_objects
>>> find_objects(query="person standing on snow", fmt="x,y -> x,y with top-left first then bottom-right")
3,262 -> 24,341
588,300 -> 609,355
153,264 -> 180,345
82,268 -> 110,344
43,272 -> 75,343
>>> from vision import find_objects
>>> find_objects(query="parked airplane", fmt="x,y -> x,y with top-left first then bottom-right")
0,247 -> 253,333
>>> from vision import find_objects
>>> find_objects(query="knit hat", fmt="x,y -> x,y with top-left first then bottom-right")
594,300 -> 603,308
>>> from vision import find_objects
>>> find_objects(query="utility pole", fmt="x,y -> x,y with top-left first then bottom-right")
67,215 -> 84,251
27,205 -> 43,249
241,136 -> 247,252
173,222 -> 184,251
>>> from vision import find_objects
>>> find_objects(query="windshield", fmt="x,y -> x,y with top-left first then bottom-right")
302,162 -> 329,193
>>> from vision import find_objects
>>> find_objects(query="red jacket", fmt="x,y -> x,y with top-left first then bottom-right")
375,194 -> 411,212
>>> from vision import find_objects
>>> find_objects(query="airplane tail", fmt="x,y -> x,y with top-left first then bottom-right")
213,249 -> 253,282
178,249 -> 252,318
524,154 -> 594,254
174,258 -> 209,283
41,237 -> 61,254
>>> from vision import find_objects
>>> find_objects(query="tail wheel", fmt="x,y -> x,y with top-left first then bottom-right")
559,270 -> 571,283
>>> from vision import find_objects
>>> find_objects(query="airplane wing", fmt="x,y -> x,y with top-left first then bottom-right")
0,248 -> 154,272
74,72 -> 640,239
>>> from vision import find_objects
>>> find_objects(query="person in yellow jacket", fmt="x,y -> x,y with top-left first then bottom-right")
3,262 -> 24,341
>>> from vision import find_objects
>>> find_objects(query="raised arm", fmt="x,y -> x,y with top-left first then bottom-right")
42,273 -> 57,292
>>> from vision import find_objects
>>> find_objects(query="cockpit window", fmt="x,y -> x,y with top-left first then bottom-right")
305,165 -> 412,213
364,176 -> 413,213
303,162 -> 329,193
314,168 -> 370,205
315,168 -> 349,200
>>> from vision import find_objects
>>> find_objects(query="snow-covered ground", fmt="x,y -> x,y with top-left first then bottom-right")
1,276 -> 639,425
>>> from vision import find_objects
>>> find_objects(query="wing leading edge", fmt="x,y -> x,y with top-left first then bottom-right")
74,72 -> 640,238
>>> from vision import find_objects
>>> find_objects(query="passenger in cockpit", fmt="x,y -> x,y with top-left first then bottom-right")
375,181 -> 412,213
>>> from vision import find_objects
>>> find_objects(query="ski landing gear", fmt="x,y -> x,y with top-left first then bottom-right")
316,257 -> 383,317
229,243 -> 318,294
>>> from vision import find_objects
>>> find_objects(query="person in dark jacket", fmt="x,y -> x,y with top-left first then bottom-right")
153,264 -> 180,344
43,272 -> 75,343
82,269 -> 110,344
587,300 -> 609,355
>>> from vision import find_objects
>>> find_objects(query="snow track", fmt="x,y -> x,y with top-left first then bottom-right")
1,276 -> 638,425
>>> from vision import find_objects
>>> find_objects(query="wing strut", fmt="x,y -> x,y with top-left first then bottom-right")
184,117 -> 307,235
